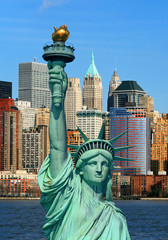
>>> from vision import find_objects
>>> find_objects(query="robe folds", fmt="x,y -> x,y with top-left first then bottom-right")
38,152 -> 131,240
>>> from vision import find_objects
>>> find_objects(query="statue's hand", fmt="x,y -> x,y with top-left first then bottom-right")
48,61 -> 68,107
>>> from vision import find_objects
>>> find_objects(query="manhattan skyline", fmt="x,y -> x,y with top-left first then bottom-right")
0,0 -> 168,113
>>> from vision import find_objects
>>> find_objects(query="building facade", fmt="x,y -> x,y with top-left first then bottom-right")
130,175 -> 168,196
77,110 -> 108,139
22,127 -> 47,173
36,106 -> 50,156
82,53 -> 102,111
0,170 -> 40,197
151,115 -> 168,175
0,81 -> 12,99
112,172 -> 131,198
0,99 -> 23,172
67,130 -> 86,167
110,108 -> 151,175
65,78 -> 82,130
108,80 -> 147,109
14,99 -> 37,130
139,95 -> 154,113
36,106 -> 50,126
19,62 -> 51,108
67,130 -> 85,152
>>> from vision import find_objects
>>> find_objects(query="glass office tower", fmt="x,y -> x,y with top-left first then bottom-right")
110,108 -> 151,175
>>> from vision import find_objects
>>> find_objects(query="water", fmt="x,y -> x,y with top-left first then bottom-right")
0,199 -> 168,240
115,200 -> 168,240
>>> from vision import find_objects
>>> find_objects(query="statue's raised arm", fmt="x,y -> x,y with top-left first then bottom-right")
41,24 -> 75,179
48,61 -> 68,178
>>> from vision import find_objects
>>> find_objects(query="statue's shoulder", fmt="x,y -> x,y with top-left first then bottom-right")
105,201 -> 126,219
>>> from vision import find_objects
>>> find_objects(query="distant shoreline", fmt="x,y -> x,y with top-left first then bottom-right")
0,197 -> 40,200
140,198 -> 168,200
0,197 -> 168,200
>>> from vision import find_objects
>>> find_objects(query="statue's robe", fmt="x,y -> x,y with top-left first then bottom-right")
38,153 -> 131,240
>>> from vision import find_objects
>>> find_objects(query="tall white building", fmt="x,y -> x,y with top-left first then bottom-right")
14,99 -> 37,130
77,110 -> 105,139
19,62 -> 51,108
65,78 -> 82,130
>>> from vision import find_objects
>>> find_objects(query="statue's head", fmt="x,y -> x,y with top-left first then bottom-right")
68,122 -> 132,200
76,149 -> 112,186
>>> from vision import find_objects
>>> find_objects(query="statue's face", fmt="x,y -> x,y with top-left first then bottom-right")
82,154 -> 109,186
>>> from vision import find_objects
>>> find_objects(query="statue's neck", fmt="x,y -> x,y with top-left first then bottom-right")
81,180 -> 105,202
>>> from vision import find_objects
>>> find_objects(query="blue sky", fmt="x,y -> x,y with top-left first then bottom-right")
0,0 -> 168,113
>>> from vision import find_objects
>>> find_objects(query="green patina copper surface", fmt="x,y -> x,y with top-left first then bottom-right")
38,26 -> 131,240
85,51 -> 101,78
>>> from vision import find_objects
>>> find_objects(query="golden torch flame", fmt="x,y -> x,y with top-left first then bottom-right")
52,24 -> 70,42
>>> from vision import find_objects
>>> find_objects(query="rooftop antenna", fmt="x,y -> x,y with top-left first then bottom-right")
34,57 -> 37,62
115,56 -> 116,70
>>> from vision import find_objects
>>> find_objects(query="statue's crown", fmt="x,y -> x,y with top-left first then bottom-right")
68,122 -> 133,165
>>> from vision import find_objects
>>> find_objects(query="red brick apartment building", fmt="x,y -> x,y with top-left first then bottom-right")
131,175 -> 168,196
0,98 -> 22,172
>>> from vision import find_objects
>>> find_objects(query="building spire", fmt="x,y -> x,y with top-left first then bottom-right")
85,51 -> 101,78
113,56 -> 118,76
92,50 -> 94,63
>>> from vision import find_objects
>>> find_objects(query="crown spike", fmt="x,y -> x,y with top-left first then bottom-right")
114,146 -> 133,152
77,126 -> 89,142
109,131 -> 127,144
114,156 -> 134,161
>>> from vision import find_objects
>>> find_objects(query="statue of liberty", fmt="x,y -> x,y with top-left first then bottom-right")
38,25 -> 131,240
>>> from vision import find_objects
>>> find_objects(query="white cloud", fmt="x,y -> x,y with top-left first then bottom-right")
40,0 -> 70,9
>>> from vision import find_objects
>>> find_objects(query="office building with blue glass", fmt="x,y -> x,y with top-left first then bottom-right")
110,108 -> 151,175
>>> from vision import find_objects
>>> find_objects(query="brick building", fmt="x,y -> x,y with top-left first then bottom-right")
0,170 -> 40,197
0,99 -> 22,172
130,175 -> 168,196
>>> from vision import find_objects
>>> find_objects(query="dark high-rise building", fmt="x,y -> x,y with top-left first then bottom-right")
0,81 -> 12,99
108,80 -> 146,109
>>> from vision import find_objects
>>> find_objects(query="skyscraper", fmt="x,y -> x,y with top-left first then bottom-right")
22,126 -> 48,173
36,106 -> 50,127
107,67 -> 121,111
151,114 -> 168,175
110,108 -> 151,175
64,78 -> 82,130
0,81 -> 12,99
82,53 -> 102,110
36,106 -> 50,157
14,99 -> 37,130
0,98 -> 23,172
19,62 -> 51,108
108,80 -> 146,109
77,110 -> 107,139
